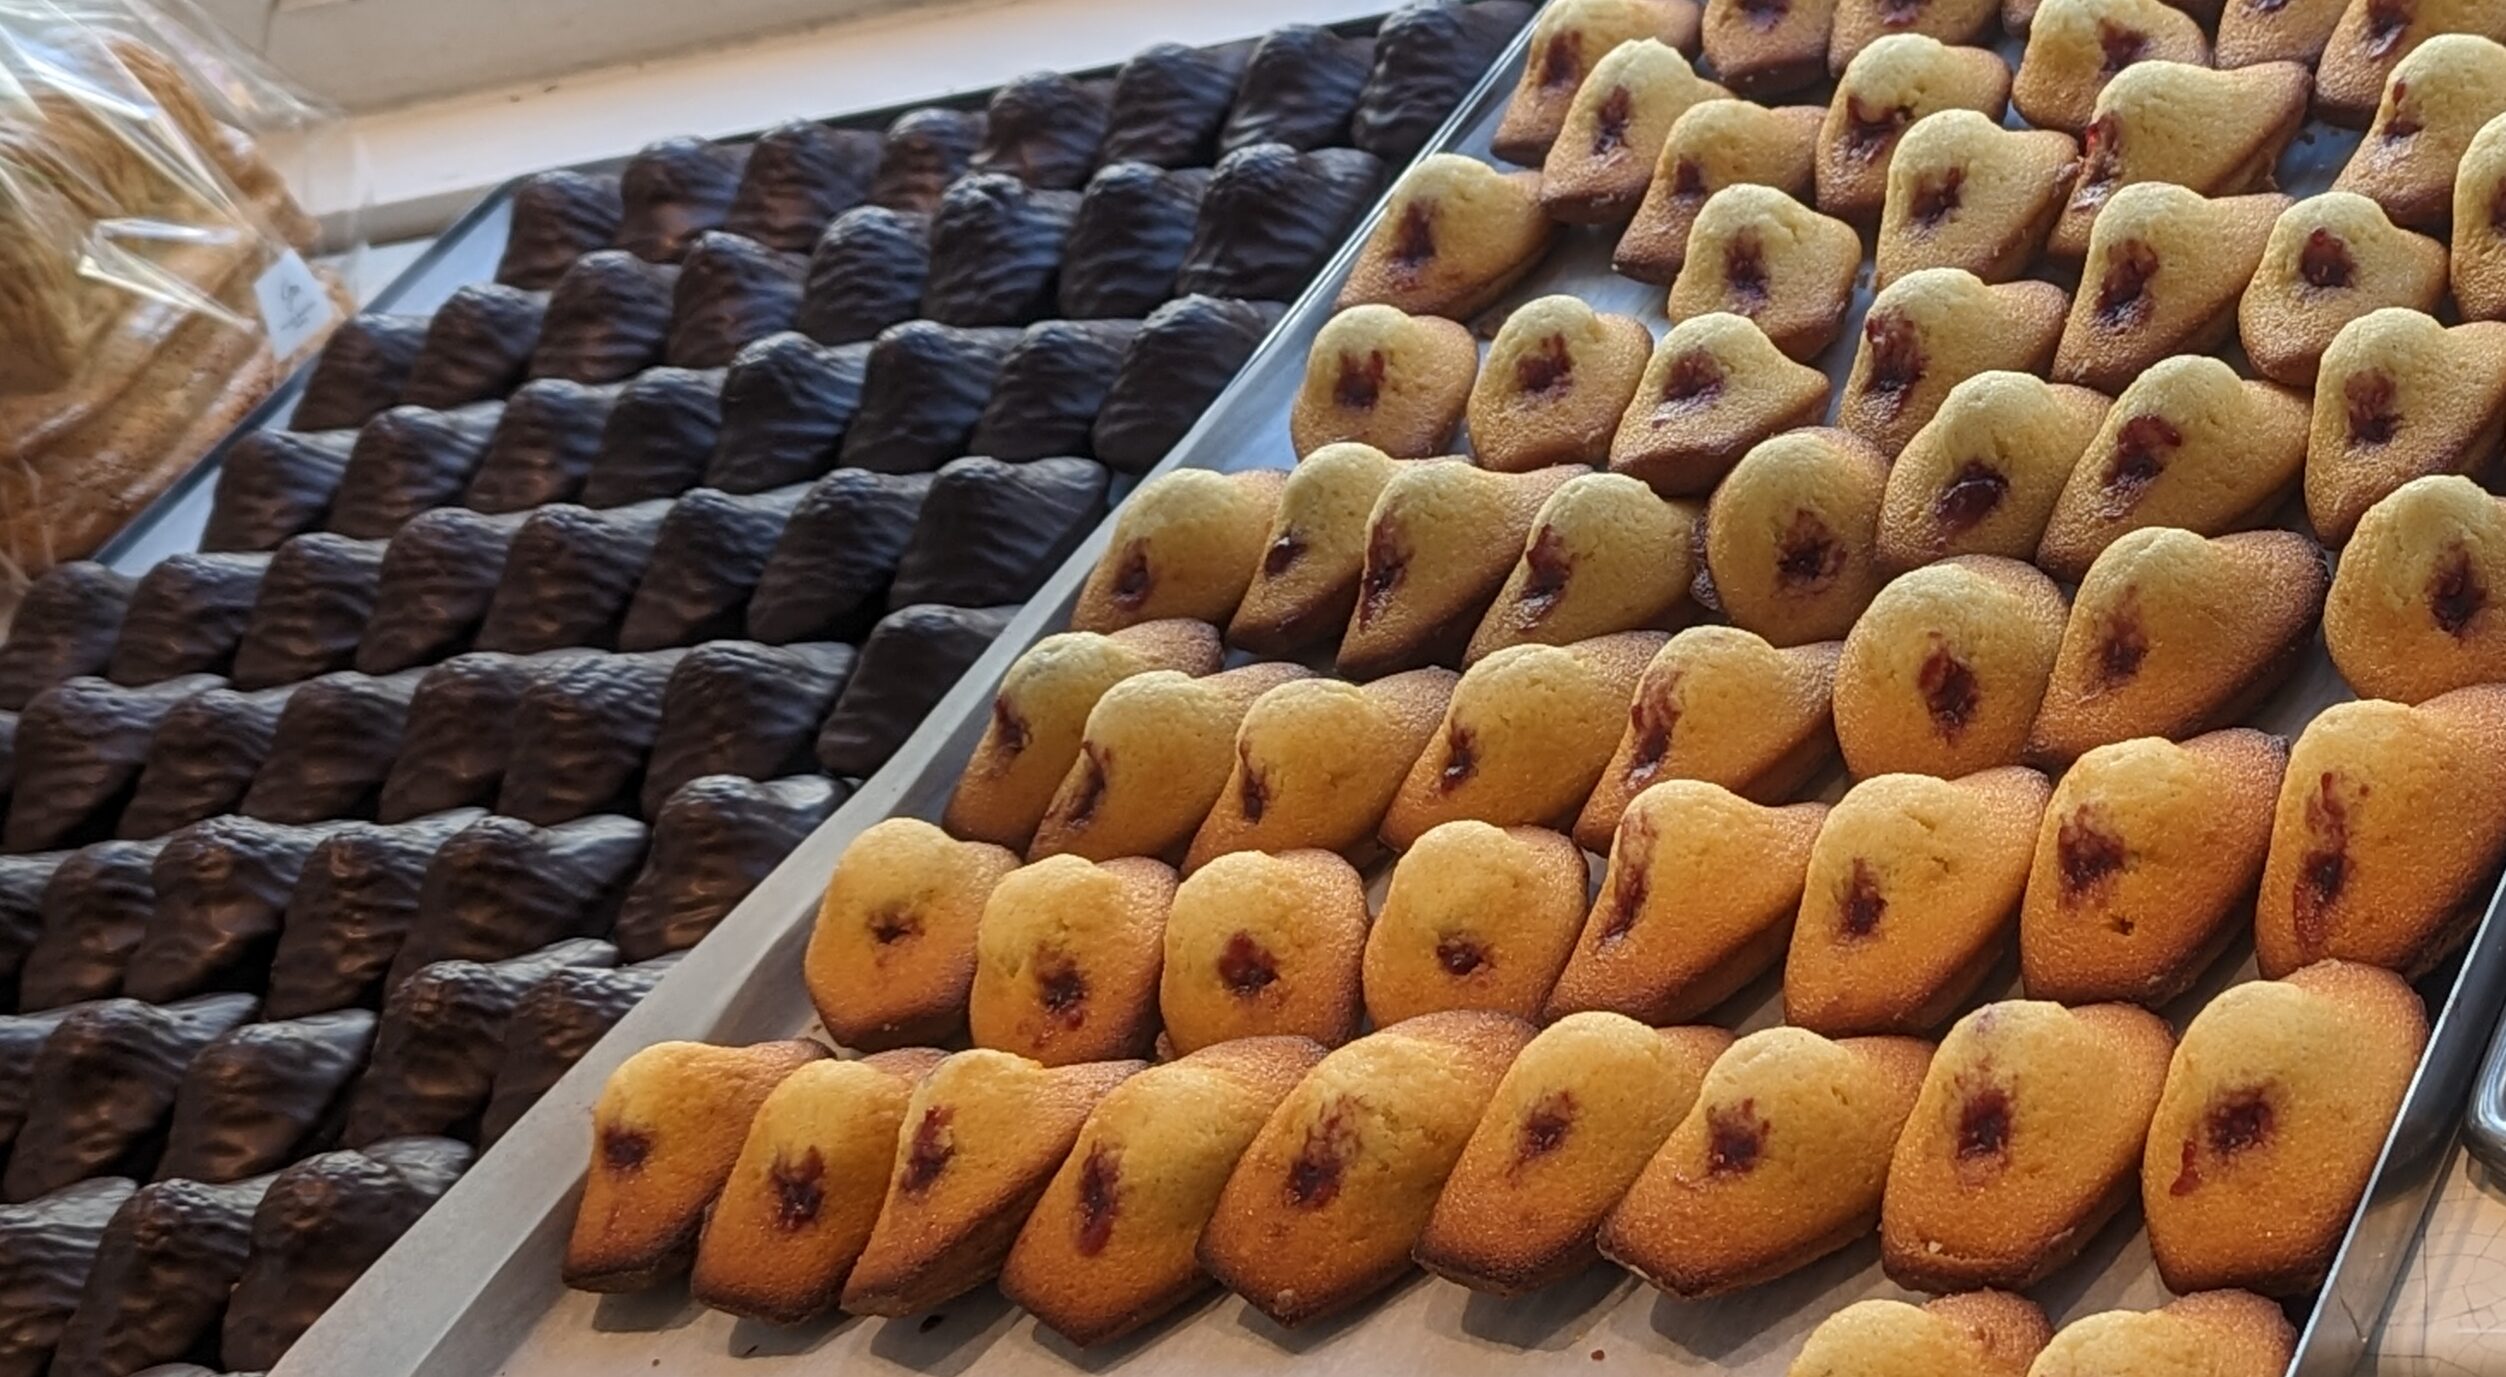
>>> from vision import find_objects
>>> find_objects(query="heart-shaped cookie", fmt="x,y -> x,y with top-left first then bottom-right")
1705,427 -> 1894,646
1668,184 -> 1864,361
2216,0 -> 2344,69
1815,35 -> 2014,223
1339,155 -> 1558,319
2315,0 -> 2506,126
1187,668 -> 1456,870
1787,1292 -> 2051,1377
2333,35 -> 2506,229
2014,0 -> 2212,135
969,854 -> 1176,1065
1467,472 -> 1700,663
1614,99 -> 1825,284
1072,468 -> 1285,634
1362,822 -> 1590,1025
1876,111 -> 2079,287
2030,1291 -> 2296,1377
1840,268 -> 2069,457
1830,0 -> 1999,74
2055,186 -> 2286,393
1877,371 -> 2111,569
2454,113 -> 2506,321
804,817 -> 1022,1049
2049,61 -> 2310,260
1338,461 -> 1584,679
1229,443 -> 1403,658
1703,0 -> 1843,96
1467,295 -> 1654,471
2326,476 -> 2506,704
2238,192 -> 2449,387
1541,39 -> 1734,223
1494,0 -> 1707,165
1289,304 -> 1478,459
1030,662 -> 1313,863
1835,556 -> 2070,779
1159,851 -> 1368,1052
2305,309 -> 2506,546
1609,311 -> 1832,496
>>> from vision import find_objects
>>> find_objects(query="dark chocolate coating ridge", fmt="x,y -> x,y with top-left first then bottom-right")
265,810 -> 489,1018
1058,162 -> 1208,319
921,174 -> 1080,327
200,429 -> 359,553
641,642 -> 856,813
889,456 -> 1110,609
462,378 -> 624,514
346,943 -> 618,1147
497,170 -> 625,290
1093,294 -> 1285,474
107,552 -> 270,687
290,313 -> 428,433
238,670 -> 428,826
324,402 -> 503,542
159,1011 -> 377,1184
48,1173 -> 274,1377
666,231 -> 806,369
480,953 -> 682,1145
231,534 -> 388,691
578,368 -> 725,509
4,994 -> 255,1202
0,564 -> 133,712
723,121 -> 881,253
389,817 -> 646,986
124,817 -> 357,1003
473,502 -> 672,655
1101,40 -> 1250,168
816,604 -> 1014,779
1220,24 -> 1377,152
6,675 -> 220,853
0,852 -> 61,1007
1352,1 -> 1532,161
399,284 -> 548,410
119,685 -> 297,840
497,649 -> 689,825
0,1002 -> 85,1152
971,72 -> 1112,189
358,508 -> 530,673
528,250 -> 680,385
972,317 -> 1144,460
0,1177 -> 134,1377
18,839 -> 168,1009
871,107 -> 987,213
377,653 -> 592,824
839,321 -> 1022,474
746,469 -> 935,644
794,205 -> 930,346
1179,143 -> 1382,301
617,486 -> 807,651
615,775 -> 849,960
704,332 -> 868,494
615,136 -> 750,263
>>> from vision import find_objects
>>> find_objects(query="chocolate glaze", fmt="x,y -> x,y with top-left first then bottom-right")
107,552 -> 270,685
840,321 -> 1022,473
0,853 -> 61,1007
724,121 -> 881,253
0,564 -> 133,712
357,509 -> 530,673
528,250 -> 680,385
871,107 -> 988,213
614,776 -> 847,960
345,944 -> 617,1147
18,840 -> 167,1008
119,686 -> 298,839
48,1173 -> 273,1377
200,430 -> 359,553
389,821 -> 644,987
400,285 -> 549,409
618,486 -> 808,650
888,456 -> 1110,608
462,378 -> 624,514
642,643 -> 856,813
159,1011 -> 377,1183
0,1003 -> 84,1153
124,818 -> 357,1003
497,650 -> 689,824
0,713 -> 10,813
1059,163 -> 1209,318
479,953 -> 682,1144
231,534 -> 388,691
239,671 -> 429,825
0,1177 -> 133,1377
497,170 -> 625,290
578,368 -> 726,508
615,136 -> 751,263
817,603 -> 1017,777
971,73 -> 1112,188
922,174 -> 1081,327
4,994 -> 255,1201
1102,41 -> 1251,168
973,318 -> 1144,459
794,205 -> 931,346
265,810 -> 489,1017
746,469 -> 935,644
291,313 -> 428,433
473,502 -> 672,654
324,403 -> 503,541
378,654 -> 592,822
1352,1 -> 1532,161
705,332 -> 869,494
1220,25 -> 1377,152
1180,143 -> 1383,299
6,675 -> 220,852
1093,294 -> 1285,473
666,231 -> 806,368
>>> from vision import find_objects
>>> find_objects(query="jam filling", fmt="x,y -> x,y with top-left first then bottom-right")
2056,808 -> 2128,898
1334,349 -> 1388,410
769,1148 -> 827,1229
1657,352 -> 1725,411
1439,724 -> 1479,791
2382,83 -> 2423,140
1841,99 -> 1910,163
1624,689 -> 1680,786
1775,509 -> 1845,588
1063,748 -> 1108,824
1517,333 -> 1575,395
1285,1103 -> 1359,1208
1860,310 -> 1923,409
867,902 -> 921,945
2097,597 -> 2149,686
1109,542 -> 1153,607
1599,811 -> 1656,945
1724,232 -> 1770,310
1218,932 -> 1280,995
1075,1146 -> 1120,1255
601,1126 -> 651,1173
903,1106 -> 954,1193
1036,952 -> 1089,1025
2096,19 -> 2147,74
1516,1092 -> 1578,1167
2073,116 -> 2122,209
1917,644 -> 1980,737
1592,86 -> 1636,156
1878,0 -> 1923,21
1910,164 -> 1963,228
1537,31 -> 1584,89
2299,229 -> 2354,290
1840,858 -> 1887,937
1237,749 -> 1271,822
2101,414 -> 2182,515
1357,524 -> 1407,624
1261,530 -> 1304,578
2292,770 -> 2358,951
992,699 -> 1031,755
2431,545 -> 2486,636
2345,371 -> 2399,446
1391,202 -> 1437,272
1670,156 -> 1706,198
1706,1101 -> 1768,1175
1737,0 -> 1789,28
2092,239 -> 2160,327
2173,1088 -> 2274,1195
1518,525 -> 1574,619
2361,0 -> 2408,58
1932,460 -> 2008,532
1436,934 -> 1489,977
1955,1088 -> 2013,1162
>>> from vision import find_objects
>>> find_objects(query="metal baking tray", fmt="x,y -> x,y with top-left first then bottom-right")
269,21 -> 2506,1377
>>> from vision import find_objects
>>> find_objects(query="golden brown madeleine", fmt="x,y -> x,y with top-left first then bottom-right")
1031,662 -> 1313,862
2237,192 -> 2448,388
2455,114 -> 2506,321
1339,155 -> 1557,319
805,818 -> 1021,1050
2142,962 -> 2427,1295
1815,36 -> 2013,224
1840,268 -> 2068,458
2050,61 -> 2310,261
2305,309 -> 2506,547
1466,296 -> 1654,472
1187,669 -> 1456,870
944,620 -> 1223,851
1200,1010 -> 1535,1326
564,1039 -> 829,1292
2254,685 -> 2506,978
1381,631 -> 1661,849
1288,304 -> 1478,459
2327,476 -> 2506,704
1337,460 -> 1584,680
2052,186 -> 2285,395
1361,822 -> 1590,1025
1001,1037 -> 1323,1346
1704,427 -> 1893,647
1784,767 -> 2050,1036
1228,442 -> 1402,657
1704,0 -> 1843,96
1609,311 -> 1831,497
2030,1291 -> 2297,1376
1541,39 -> 1734,224
1160,849 -> 1369,1053
1876,372 -> 2110,570
1551,781 -> 1829,1022
1071,469 -> 1285,634
2316,0 -> 2506,127
2014,0 -> 2210,136
1418,1015 -> 1730,1295
1466,472 -> 1700,664
1575,627 -> 1840,852
1598,1027 -> 1932,1297
1875,112 -> 2078,288
1835,557 -> 2069,780
2029,529 -> 2328,765
1668,184 -> 1863,361
842,1050 -> 1140,1316
1830,0 -> 1997,74
2036,355 -> 2309,581
1615,99 -> 1824,285
2333,36 -> 2506,229
2020,730 -> 2286,1007
688,1048 -> 945,1322
2217,0 -> 2344,69
1495,0 -> 1706,166
967,854 -> 1176,1065
1880,1001 -> 2173,1292
1787,1291 -> 2051,1376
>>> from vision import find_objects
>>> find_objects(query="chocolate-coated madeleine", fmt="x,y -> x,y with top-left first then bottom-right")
325,402 -> 501,541
237,669 -> 426,824
666,230 -> 805,368
48,1173 -> 273,1377
7,675 -> 219,852
706,331 -> 867,494
972,319 -> 1142,461
816,603 -> 1019,777
157,1011 -> 375,1183
723,120 -> 879,252
618,486 -> 808,650
793,205 -> 931,346
0,564 -> 132,711
1059,163 -> 1208,319
463,378 -> 624,514
357,508 -> 527,673
642,642 -> 855,813
377,653 -> 591,822
17,839 -> 166,1008
1222,24 -> 1376,152
1354,1 -> 1535,161
922,175 -> 1080,327
1101,40 -> 1249,168
886,456 -> 1111,610
399,283 -> 547,409
497,169 -> 624,288
1179,143 -> 1385,300
264,811 -> 486,1018
386,814 -> 644,981
497,650 -> 687,824
615,135 -> 749,262
972,71 -> 1111,188
871,107 -> 988,213
290,312 -> 427,431
473,500 -> 670,653
0,854 -> 58,1003
107,550 -> 267,685
528,249 -> 679,384
200,429 -> 359,552
229,533 -> 387,689
1094,295 -> 1286,474
122,817 -> 354,1002
4,994 -> 254,1201
746,470 -> 934,644
614,775 -> 848,960
582,366 -> 725,506
0,1003 -> 82,1152
840,321 -> 1022,473
0,1178 -> 134,1377
346,940 -> 617,1145
479,953 -> 682,1144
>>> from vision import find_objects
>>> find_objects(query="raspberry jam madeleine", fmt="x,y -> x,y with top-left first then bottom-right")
1200,1010 -> 1535,1326
1338,155 -> 1557,319
1834,557 -> 2069,780
1614,99 -> 1825,285
1703,0 -> 1843,96
1494,0 -> 1707,165
967,854 -> 1176,1065
2050,61 -> 2311,261
1787,1292 -> 2052,1377
1598,1027 -> 1932,1297
2326,476 -> 2506,704
944,619 -> 1223,851
1030,663 -> 1312,863
688,1048 -> 944,1322
1575,627 -> 1841,852
2141,961 -> 2427,1295
1609,312 -> 1831,497
1418,1015 -> 1731,1295
1541,39 -> 1733,224
1380,631 -> 1661,849
2029,529 -> 2329,765
1551,781 -> 1830,1022
804,818 -> 1021,1050
1287,305 -> 1477,459
1875,112 -> 2079,288
2315,0 -> 2506,127
1840,268 -> 2069,457
2454,115 -> 2506,321
2333,35 -> 2506,229
1466,296 -> 1653,471
1667,184 -> 1863,362
1361,822 -> 1590,1025
1704,427 -> 1893,646
1000,1037 -> 1322,1347
1160,850 -> 1368,1053
1830,0 -> 1997,74
1466,473 -> 1700,663
1876,372 -> 2110,570
1071,468 -> 1286,634
2306,310 -> 2506,547
2253,685 -> 2506,978
564,1039 -> 828,1292
1187,669 -> 1456,869
2237,192 -> 2448,388
2019,730 -> 2286,1007
2052,185 -> 2286,394
2036,355 -> 2310,581
1815,36 -> 2014,224
2030,1291 -> 2297,1377
1879,1000 -> 2173,1292
841,1050 -> 1140,1316
1228,442 -> 1402,657
1337,461 -> 1584,679
2216,0 -> 2344,69
1784,767 -> 2051,1036
2013,0 -> 2210,136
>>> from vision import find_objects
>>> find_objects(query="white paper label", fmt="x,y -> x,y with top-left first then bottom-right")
252,249 -> 334,361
